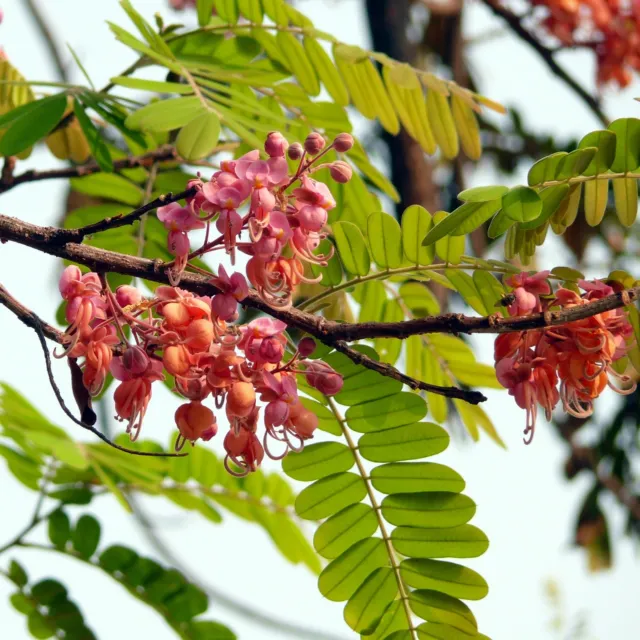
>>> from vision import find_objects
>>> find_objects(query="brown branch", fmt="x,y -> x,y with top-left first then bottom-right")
0,214 -> 481,403
61,187 -> 197,242
479,0 -> 608,126
2,212 -> 639,342
332,341 -> 486,403
0,283 -> 185,458
0,145 -> 179,194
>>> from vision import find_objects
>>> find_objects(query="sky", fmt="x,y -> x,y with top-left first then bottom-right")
0,1 -> 639,639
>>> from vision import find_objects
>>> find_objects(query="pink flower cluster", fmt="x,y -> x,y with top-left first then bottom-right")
495,272 -> 636,443
57,131 -> 352,474
156,131 -> 353,309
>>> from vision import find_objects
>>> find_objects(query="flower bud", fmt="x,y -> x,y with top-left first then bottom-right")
265,131 -> 288,157
259,336 -> 284,364
162,302 -> 190,327
116,285 -> 142,308
305,361 -> 343,395
333,132 -> 354,152
290,407 -> 318,438
288,142 -> 304,160
329,161 -> 352,184
59,265 -> 82,299
175,401 -> 217,442
298,337 -> 316,358
303,132 -> 326,156
163,344 -> 191,376
186,318 -> 214,350
297,204 -> 327,232
227,381 -> 256,417
123,345 -> 150,376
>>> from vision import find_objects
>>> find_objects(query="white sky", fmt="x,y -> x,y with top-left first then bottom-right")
0,1 -> 639,639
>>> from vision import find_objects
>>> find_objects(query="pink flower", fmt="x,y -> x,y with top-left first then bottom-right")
253,211 -> 292,258
259,371 -> 298,427
293,176 -> 336,211
305,361 -> 343,395
157,202 -> 205,233
211,266 -> 249,321
505,270 -> 551,316
235,150 -> 288,187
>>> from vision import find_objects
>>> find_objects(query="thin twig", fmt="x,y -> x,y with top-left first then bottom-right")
0,145 -> 179,194
0,284 -> 185,458
332,340 -> 486,403
479,0 -> 608,126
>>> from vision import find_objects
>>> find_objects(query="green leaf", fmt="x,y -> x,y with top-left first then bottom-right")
31,579 -> 67,606
303,37 -> 349,106
555,147 -> 596,180
447,361 -> 500,388
426,90 -> 458,159
612,177 -> 638,227
176,111 -> 221,161
70,173 -> 143,206
344,393 -> 427,433
518,184 -> 570,230
73,98 -> 113,171
8,560 -> 28,588
391,525 -> 489,558
125,96 -> 205,132
401,559 -> 488,600
276,32 -> 320,96
99,545 -> 139,573
332,221 -> 371,276
295,472 -> 367,520
350,152 -> 399,202
487,209 -> 515,239
299,397 -> 341,435
423,201 -> 491,245
370,462 -> 465,494
400,282 -> 440,316
472,270 -> 504,313
71,514 -> 101,559
186,620 -> 237,640
409,590 -> 477,635
444,270 -> 486,315
502,187 -> 542,222
381,493 -> 476,528
26,431 -> 88,470
527,151 -> 567,186
110,76 -> 193,94
262,0 -> 289,25
358,423 -> 449,463
10,592 -> 35,615
457,185 -> 508,202
27,611 -> 56,639
432,212 -> 464,263
608,117 -> 640,172
214,0 -> 239,24
344,567 -> 398,633
48,510 -> 71,549
584,179 -> 609,227
318,537 -> 387,601
282,442 -> 354,481
579,130 -> 617,176
363,599 -> 406,640
450,93 -> 481,161
402,205 -> 434,265
335,369 -> 402,406
0,93 -> 66,156
313,503 -> 378,559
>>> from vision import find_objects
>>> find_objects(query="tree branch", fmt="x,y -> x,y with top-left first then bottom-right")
0,145 -> 179,194
332,341 -> 486,403
0,283 -> 185,458
479,0 -> 608,126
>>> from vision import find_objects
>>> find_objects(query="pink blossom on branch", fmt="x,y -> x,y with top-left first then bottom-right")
55,131 -> 352,476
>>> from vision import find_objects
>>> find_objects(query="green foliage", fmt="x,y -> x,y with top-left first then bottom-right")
4,560 -> 97,640
283,348 -> 490,638
0,384 -> 318,575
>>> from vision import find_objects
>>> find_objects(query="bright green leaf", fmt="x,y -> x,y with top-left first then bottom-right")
359,423 -> 449,463
282,442 -> 354,481
295,472 -> 367,520
313,503 -> 378,559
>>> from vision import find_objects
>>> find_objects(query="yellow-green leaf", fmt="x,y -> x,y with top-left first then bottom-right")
426,90 -> 458,159
176,111 -> 220,161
